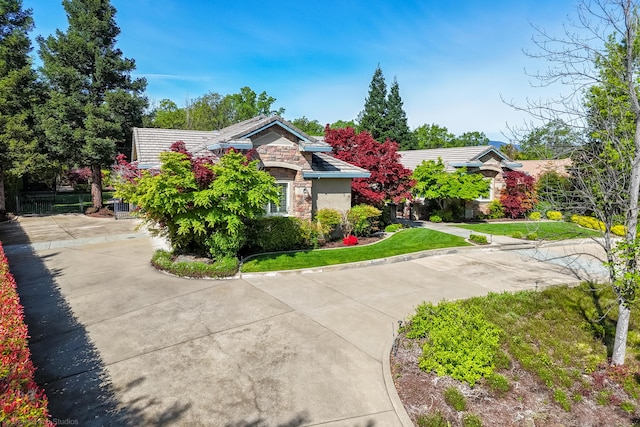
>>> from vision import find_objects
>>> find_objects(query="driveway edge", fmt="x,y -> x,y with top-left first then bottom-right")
383,333 -> 414,427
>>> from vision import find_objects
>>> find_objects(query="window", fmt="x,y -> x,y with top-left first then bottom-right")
476,178 -> 494,202
266,182 -> 289,215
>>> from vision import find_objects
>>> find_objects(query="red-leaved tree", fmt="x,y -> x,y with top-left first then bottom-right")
500,171 -> 536,218
324,126 -> 414,207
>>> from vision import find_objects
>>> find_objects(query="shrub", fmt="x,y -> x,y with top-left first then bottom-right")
526,232 -> 538,241
435,209 -> 455,222
462,413 -> 483,427
500,171 -> 536,218
571,215 -> 605,232
345,204 -> 382,237
469,234 -> 488,245
546,211 -> 563,221
245,217 -> 316,254
611,224 -> 626,236
429,214 -> 442,223
529,211 -> 541,221
151,250 -> 238,278
444,386 -> 467,411
342,235 -> 358,246
486,200 -> 505,219
384,223 -> 403,233
485,372 -> 510,396
511,231 -> 523,239
0,243 -> 55,426
416,411 -> 449,427
405,301 -> 501,386
315,208 -> 342,237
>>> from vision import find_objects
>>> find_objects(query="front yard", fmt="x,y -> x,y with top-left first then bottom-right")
240,228 -> 470,273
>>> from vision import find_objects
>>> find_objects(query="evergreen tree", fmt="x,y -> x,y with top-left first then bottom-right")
358,65 -> 388,141
37,0 -> 147,210
385,77 -> 414,149
0,0 -> 44,211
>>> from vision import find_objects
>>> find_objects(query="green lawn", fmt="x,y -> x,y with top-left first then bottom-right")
457,221 -> 601,240
241,228 -> 470,272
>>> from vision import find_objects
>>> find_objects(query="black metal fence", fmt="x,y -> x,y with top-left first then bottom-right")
9,192 -> 135,218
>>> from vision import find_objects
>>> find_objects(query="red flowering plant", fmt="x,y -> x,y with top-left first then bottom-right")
343,235 -> 359,246
0,243 -> 55,426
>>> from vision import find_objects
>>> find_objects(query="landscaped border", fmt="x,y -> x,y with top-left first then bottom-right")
0,242 -> 55,426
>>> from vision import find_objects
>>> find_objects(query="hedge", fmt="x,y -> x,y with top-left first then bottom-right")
0,242 -> 54,426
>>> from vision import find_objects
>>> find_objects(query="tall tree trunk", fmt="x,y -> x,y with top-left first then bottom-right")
90,164 -> 103,210
0,173 -> 5,212
612,302 -> 631,365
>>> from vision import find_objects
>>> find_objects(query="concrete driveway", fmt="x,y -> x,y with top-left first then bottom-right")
0,215 -> 607,426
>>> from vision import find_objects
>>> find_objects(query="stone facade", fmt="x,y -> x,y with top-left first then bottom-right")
255,133 -> 313,220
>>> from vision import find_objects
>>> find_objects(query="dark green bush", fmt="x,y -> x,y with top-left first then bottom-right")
244,216 -> 317,254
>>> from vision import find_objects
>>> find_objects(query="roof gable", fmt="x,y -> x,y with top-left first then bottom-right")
398,146 -> 521,171
131,116 -> 332,167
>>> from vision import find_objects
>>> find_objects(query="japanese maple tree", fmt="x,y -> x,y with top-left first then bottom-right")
500,171 -> 536,218
324,126 -> 414,207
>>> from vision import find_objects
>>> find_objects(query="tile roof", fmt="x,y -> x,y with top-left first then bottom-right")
132,115 -> 332,167
517,159 -> 571,178
398,146 -> 520,171
304,153 -> 371,178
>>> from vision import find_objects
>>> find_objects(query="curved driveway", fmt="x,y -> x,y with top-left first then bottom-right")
0,215 -> 607,426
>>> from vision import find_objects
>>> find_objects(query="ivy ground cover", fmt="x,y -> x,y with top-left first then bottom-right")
240,228 -> 470,272
0,243 -> 54,426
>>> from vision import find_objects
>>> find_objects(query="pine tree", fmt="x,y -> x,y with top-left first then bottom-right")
358,65 -> 388,141
37,0 -> 147,210
385,77 -> 415,149
0,0 -> 44,211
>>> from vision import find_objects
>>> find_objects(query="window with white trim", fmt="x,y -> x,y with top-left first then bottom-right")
266,182 -> 290,215
476,178 -> 494,202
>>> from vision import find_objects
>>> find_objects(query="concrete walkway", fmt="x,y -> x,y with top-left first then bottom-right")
0,215 -> 608,426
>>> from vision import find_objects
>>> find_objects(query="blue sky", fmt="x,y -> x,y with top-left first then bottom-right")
23,0 -> 579,141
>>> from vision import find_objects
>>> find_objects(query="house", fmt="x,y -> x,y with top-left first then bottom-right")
398,146 -> 522,218
131,115 -> 370,220
517,159 -> 572,180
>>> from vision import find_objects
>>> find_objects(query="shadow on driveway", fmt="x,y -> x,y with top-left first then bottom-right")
1,220 -> 190,426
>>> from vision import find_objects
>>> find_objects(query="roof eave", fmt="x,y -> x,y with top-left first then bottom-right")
300,145 -> 333,153
303,171 -> 371,179
206,141 -> 254,151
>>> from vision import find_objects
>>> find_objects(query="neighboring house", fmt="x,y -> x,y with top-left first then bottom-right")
398,146 -> 522,218
131,115 -> 370,220
517,159 -> 572,180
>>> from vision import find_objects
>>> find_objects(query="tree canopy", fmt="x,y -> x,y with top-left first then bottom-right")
410,124 -> 489,150
411,159 -> 488,210
147,87 -> 284,131
357,66 -> 414,149
37,0 -> 147,209
0,0 -> 44,210
324,125 -> 413,207
115,145 -> 279,259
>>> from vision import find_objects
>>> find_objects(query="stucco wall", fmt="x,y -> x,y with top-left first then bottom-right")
312,179 -> 352,215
